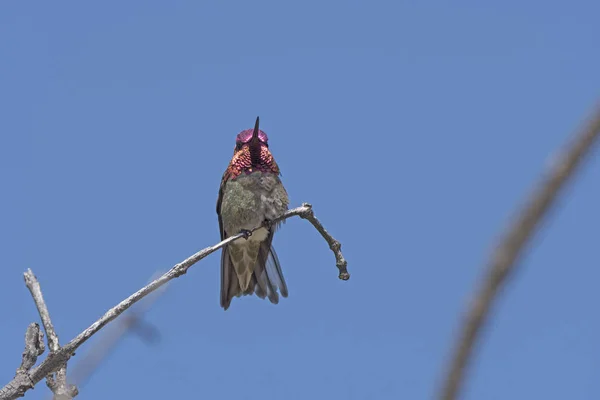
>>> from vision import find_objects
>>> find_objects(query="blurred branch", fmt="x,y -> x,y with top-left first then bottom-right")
67,315 -> 159,389
24,269 -> 78,400
0,204 -> 347,400
68,272 -> 166,389
439,102 -> 600,400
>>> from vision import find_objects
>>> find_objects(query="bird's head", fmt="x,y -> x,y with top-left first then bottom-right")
227,117 -> 280,178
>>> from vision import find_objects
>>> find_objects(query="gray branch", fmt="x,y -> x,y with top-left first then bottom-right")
24,271 -> 60,353
0,204 -> 347,400
274,203 -> 349,280
0,324 -> 45,399
18,323 -> 45,372
23,270 -> 78,400
439,103 -> 600,400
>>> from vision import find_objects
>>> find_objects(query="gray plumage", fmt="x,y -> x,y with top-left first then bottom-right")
217,171 -> 289,310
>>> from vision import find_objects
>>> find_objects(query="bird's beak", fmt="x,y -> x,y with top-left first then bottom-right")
251,116 -> 260,143
249,116 -> 261,163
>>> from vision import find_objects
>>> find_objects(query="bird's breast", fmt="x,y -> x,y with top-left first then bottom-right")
220,172 -> 289,236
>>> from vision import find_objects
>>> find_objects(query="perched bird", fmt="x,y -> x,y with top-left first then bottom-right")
216,117 -> 289,310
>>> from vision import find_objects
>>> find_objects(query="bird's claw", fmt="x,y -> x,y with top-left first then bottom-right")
263,219 -> 273,231
239,229 -> 252,240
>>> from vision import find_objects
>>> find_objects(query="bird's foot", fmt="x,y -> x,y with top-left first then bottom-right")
239,229 -> 252,240
262,219 -> 273,231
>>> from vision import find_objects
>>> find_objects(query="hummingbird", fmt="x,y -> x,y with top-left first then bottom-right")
216,116 -> 289,310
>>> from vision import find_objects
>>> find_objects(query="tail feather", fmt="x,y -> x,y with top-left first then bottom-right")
265,246 -> 288,298
220,246 -> 239,310
220,242 -> 287,310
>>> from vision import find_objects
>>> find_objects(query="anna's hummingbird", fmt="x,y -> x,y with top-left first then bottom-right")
216,117 -> 289,310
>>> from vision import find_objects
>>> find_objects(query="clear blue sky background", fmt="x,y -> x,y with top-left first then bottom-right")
1,2 -> 599,399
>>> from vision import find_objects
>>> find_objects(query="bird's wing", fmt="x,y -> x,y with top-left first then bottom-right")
217,170 -> 238,310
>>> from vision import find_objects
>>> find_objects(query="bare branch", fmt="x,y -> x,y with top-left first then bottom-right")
23,270 -> 78,400
439,102 -> 600,400
0,324 -> 46,399
273,203 -> 349,280
0,205 -> 347,400
18,323 -> 45,372
24,270 -> 60,352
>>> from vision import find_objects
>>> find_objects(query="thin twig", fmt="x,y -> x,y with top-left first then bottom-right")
24,270 -> 78,400
0,205 -> 347,400
439,102 -> 600,400
281,203 -> 349,280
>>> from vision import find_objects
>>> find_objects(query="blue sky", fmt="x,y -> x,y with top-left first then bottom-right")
1,1 -> 599,399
